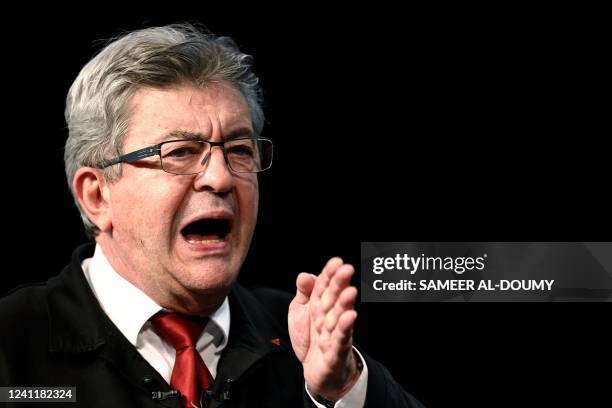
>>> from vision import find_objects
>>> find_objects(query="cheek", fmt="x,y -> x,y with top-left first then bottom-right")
110,175 -> 185,236
236,178 -> 259,229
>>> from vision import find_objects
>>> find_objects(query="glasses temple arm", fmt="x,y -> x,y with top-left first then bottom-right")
96,146 -> 159,169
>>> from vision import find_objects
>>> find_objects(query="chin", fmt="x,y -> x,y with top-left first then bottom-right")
180,265 -> 238,294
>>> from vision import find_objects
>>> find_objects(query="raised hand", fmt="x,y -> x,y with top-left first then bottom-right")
288,257 -> 361,401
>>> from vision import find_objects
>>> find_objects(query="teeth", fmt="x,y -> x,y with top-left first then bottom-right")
187,239 -> 225,244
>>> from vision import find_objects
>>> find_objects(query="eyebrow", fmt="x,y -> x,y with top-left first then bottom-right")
153,128 -> 254,144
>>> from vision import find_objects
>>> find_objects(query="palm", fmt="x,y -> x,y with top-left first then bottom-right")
287,293 -> 312,361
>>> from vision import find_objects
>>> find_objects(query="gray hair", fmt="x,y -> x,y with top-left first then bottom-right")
64,23 -> 264,238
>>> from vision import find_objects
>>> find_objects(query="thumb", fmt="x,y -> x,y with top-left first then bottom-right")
293,272 -> 316,305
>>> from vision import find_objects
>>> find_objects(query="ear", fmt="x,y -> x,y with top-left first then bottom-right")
73,167 -> 113,233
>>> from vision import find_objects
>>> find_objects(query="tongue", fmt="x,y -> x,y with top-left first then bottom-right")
184,233 -> 221,241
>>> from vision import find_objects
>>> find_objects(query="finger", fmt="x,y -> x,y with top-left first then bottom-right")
321,264 -> 354,313
313,257 -> 343,299
311,298 -> 327,335
322,256 -> 344,278
293,272 -> 316,305
331,310 -> 357,352
314,313 -> 326,334
325,310 -> 357,367
325,286 -> 358,332
311,259 -> 345,334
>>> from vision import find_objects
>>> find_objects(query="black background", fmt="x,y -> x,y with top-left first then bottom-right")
1,5 -> 610,407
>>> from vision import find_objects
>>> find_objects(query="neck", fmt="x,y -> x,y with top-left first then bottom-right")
155,284 -> 228,317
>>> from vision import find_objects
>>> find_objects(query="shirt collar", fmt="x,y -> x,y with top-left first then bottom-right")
82,244 -> 230,347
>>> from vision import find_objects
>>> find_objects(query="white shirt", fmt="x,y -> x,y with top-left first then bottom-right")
82,244 -> 367,407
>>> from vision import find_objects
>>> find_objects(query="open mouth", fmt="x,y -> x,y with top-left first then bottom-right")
181,218 -> 232,244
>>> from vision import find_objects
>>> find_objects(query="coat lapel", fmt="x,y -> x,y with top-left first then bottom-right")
209,284 -> 292,407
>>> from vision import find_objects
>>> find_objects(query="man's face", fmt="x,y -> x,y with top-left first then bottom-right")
105,82 -> 258,299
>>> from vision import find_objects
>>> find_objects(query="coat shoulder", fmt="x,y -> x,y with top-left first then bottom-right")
230,284 -> 294,336
248,285 -> 293,312
0,281 -> 51,383
0,282 -> 49,330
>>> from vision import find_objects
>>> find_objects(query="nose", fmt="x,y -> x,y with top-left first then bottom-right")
193,146 -> 234,193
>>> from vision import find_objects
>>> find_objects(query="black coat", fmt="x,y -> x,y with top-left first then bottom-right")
0,244 -> 422,407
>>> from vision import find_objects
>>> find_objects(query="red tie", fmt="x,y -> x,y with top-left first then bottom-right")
151,312 -> 214,408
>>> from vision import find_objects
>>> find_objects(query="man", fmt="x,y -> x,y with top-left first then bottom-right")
0,24 -> 421,407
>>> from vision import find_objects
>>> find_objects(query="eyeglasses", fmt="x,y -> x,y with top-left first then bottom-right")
96,137 -> 273,175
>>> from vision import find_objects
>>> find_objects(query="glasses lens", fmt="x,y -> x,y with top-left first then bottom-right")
225,138 -> 273,173
160,138 -> 273,174
160,140 -> 208,174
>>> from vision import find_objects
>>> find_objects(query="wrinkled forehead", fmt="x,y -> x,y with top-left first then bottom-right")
125,82 -> 253,147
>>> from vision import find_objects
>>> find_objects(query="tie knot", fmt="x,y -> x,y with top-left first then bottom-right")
151,312 -> 209,350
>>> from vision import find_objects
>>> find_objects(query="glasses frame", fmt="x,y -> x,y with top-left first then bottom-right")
95,137 -> 273,175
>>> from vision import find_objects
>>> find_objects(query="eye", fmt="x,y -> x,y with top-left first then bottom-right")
162,142 -> 204,159
167,147 -> 190,158
228,144 -> 255,157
